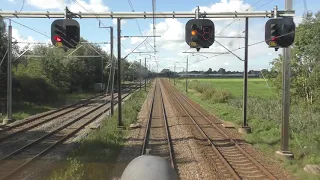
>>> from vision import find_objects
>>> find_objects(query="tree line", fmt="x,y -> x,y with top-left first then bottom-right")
0,18 -> 150,113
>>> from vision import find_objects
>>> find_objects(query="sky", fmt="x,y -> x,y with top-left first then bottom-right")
1,0 -> 317,72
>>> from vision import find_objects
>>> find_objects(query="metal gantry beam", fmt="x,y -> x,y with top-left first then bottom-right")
0,10 -> 295,19
121,35 -> 161,38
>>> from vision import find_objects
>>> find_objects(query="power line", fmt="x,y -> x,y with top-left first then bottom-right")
18,0 -> 26,13
189,30 -> 297,66
176,0 -> 271,67
9,19 -> 50,38
215,0 -> 276,52
126,0 -> 152,53
72,0 -> 136,58
254,0 -> 276,11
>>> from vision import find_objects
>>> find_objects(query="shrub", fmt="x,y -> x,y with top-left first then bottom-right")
210,90 -> 232,103
13,75 -> 59,103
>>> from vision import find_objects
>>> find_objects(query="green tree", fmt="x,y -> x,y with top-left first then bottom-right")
0,18 -> 7,113
269,11 -> 320,104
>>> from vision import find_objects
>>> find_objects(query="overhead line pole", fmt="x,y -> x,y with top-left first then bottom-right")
174,64 -> 176,85
186,56 -> 188,93
110,27 -> 115,116
117,18 -> 123,127
145,58 -> 147,91
140,59 -> 142,90
3,20 -> 13,125
276,0 -> 294,160
238,17 -> 252,134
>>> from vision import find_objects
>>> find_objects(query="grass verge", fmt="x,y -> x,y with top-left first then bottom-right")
48,88 -> 149,180
173,78 -> 320,180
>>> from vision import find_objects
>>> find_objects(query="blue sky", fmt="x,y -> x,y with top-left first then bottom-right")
2,0 -> 317,72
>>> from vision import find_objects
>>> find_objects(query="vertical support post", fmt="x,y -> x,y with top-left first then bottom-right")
145,58 -> 147,91
275,0 -> 294,159
101,57 -> 103,84
117,18 -> 123,127
186,56 -> 188,93
110,27 -> 115,116
140,59 -> 142,90
3,20 -> 13,125
105,62 -> 111,104
174,64 -> 176,85
238,17 -> 251,134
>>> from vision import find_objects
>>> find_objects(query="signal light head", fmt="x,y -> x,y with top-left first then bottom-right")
191,30 -> 197,36
54,35 -> 62,42
271,37 -> 278,41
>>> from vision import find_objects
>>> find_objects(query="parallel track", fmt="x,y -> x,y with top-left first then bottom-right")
0,85 -> 135,144
141,79 -> 175,169
0,86 -> 137,180
0,83 -> 138,131
162,79 -> 277,180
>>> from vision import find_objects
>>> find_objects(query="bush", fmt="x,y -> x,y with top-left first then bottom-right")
200,88 -> 216,100
210,90 -> 232,103
13,75 -> 59,103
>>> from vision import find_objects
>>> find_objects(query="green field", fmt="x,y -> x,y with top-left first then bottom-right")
186,78 -> 277,99
173,78 -> 320,180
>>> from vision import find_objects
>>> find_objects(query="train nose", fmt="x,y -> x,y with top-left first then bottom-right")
120,155 -> 178,180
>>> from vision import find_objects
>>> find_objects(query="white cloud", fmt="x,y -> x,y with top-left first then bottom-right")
26,0 -> 66,10
138,0 -> 282,71
26,0 -> 109,12
112,19 -> 127,25
69,0 -> 109,12
124,49 -> 132,54
101,44 -> 110,54
12,28 -> 37,49
130,37 -> 144,45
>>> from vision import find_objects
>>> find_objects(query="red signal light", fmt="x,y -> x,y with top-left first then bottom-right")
54,35 -> 62,42
271,37 -> 278,41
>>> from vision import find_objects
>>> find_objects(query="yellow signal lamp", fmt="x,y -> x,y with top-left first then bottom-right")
191,30 -> 197,36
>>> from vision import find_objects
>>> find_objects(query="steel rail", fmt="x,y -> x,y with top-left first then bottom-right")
0,86 -> 136,143
141,79 -> 157,155
159,80 -> 175,170
0,93 -> 103,131
162,79 -> 241,180
0,83 -> 138,133
165,79 -> 277,180
0,88 -> 136,180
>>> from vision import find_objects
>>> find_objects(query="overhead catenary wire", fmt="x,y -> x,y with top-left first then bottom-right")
189,30 -> 297,66
72,0 -> 137,59
18,0 -> 26,13
175,0 -> 271,69
127,0 -> 153,53
211,0 -> 276,57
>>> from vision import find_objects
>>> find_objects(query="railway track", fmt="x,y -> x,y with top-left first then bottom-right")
0,83 -> 138,131
0,93 -> 103,131
141,79 -> 175,170
0,84 -> 137,143
0,84 -> 141,180
162,79 -> 278,180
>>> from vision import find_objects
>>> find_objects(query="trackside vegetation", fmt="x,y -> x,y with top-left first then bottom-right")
171,11 -> 320,180
48,88 -> 148,180
173,78 -> 319,179
0,17 -> 150,121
